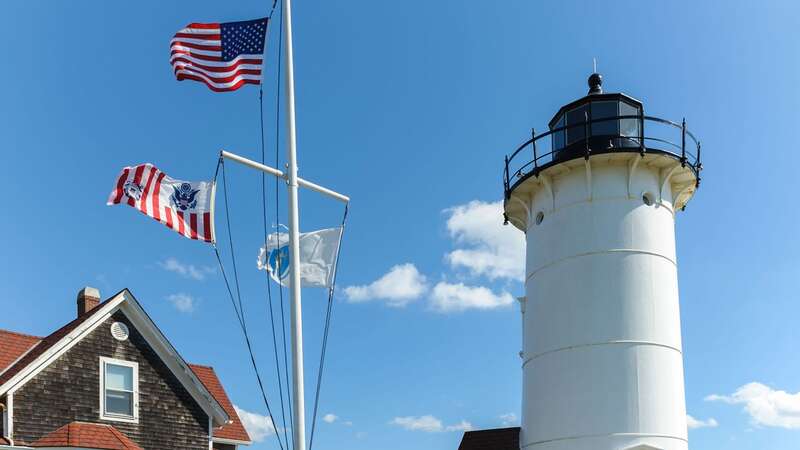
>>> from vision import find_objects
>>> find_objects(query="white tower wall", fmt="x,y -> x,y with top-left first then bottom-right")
510,155 -> 694,450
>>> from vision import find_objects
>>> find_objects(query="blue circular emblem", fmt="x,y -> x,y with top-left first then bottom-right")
268,246 -> 291,281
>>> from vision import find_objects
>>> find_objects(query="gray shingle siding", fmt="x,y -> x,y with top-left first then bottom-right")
12,310 -> 210,449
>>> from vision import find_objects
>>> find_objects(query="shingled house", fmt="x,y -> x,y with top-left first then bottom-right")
0,287 -> 251,450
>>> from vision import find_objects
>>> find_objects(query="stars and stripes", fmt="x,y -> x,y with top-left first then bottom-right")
107,163 -> 215,243
170,17 -> 268,92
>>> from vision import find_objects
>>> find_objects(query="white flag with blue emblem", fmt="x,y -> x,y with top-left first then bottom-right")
257,227 -> 343,288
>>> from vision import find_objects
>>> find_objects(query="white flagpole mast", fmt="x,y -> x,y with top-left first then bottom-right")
282,0 -> 306,448
220,4 -> 350,450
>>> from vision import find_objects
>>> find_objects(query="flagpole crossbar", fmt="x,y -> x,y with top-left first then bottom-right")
221,150 -> 350,204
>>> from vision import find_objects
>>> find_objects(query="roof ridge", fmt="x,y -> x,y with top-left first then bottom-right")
107,425 -> 127,445
0,328 -> 43,340
188,362 -> 214,370
0,296 -> 119,388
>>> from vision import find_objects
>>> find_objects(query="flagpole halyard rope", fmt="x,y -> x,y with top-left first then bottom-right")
260,2 -> 292,443
214,159 -> 286,450
308,203 -> 349,450
272,1 -> 296,446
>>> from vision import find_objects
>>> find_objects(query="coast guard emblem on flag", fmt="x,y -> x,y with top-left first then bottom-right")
124,181 -> 143,201
107,163 -> 216,243
171,183 -> 200,211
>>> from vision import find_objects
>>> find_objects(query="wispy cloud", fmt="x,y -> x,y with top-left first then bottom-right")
344,264 -> 428,307
706,382 -> 800,429
389,415 -> 473,433
443,201 -> 525,281
234,405 -> 276,442
499,412 -> 518,426
323,413 -> 338,424
687,414 -> 718,429
165,293 -> 196,313
430,282 -> 514,313
159,257 -> 215,281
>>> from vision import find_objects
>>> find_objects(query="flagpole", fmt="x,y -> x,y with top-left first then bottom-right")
282,0 -> 306,448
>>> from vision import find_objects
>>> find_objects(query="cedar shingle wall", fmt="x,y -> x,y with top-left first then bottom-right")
12,311 -> 210,450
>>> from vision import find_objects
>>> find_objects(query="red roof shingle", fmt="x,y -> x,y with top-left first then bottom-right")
0,329 -> 41,374
190,364 -> 251,443
0,298 -> 109,387
31,422 -> 143,450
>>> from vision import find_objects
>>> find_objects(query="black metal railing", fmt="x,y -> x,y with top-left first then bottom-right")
503,115 -> 702,199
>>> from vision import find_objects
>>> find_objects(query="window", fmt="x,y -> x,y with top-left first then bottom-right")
100,357 -> 138,422
552,115 -> 565,151
590,101 -> 619,136
619,101 -> 641,138
566,104 -> 588,144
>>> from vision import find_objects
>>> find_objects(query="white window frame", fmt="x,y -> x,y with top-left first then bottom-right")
99,356 -> 139,423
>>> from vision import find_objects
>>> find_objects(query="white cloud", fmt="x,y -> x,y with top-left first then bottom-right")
445,420 -> 474,432
344,264 -> 428,307
159,257 -> 215,281
706,382 -> 800,429
389,415 -> 473,433
323,413 -> 338,424
165,293 -> 196,313
430,282 -> 514,313
443,201 -> 525,281
499,412 -> 518,426
234,405 -> 276,442
687,414 -> 718,429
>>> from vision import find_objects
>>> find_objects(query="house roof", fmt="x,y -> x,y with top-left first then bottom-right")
190,364 -> 251,444
0,297 -> 107,387
457,427 -> 520,450
30,422 -> 143,450
0,329 -> 41,374
0,289 -> 250,445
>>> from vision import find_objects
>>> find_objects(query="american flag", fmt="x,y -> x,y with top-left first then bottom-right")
170,18 -> 268,92
107,163 -> 215,243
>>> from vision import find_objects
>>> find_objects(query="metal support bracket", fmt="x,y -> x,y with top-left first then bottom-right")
659,163 -> 681,204
673,182 -> 695,211
628,154 -> 641,198
540,175 -> 555,211
509,193 -> 532,225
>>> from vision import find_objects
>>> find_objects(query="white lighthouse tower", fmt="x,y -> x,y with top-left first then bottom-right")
503,74 -> 702,450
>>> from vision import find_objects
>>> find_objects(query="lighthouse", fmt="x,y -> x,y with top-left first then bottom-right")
502,74 -> 702,450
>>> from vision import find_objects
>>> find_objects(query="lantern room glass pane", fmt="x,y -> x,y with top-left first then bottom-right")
566,104 -> 588,144
591,101 -> 618,136
620,101 -> 640,138
552,115 -> 565,151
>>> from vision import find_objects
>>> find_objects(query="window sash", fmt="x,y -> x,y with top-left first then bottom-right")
105,389 -> 134,416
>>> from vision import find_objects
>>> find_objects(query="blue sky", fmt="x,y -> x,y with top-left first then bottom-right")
2,1 -> 800,449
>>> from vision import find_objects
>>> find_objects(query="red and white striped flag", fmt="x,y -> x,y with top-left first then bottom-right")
170,17 -> 268,92
107,163 -> 215,243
